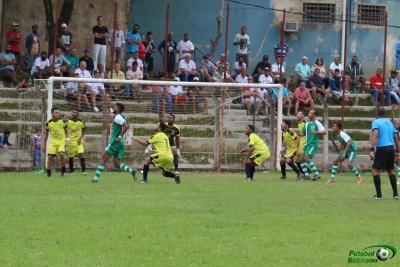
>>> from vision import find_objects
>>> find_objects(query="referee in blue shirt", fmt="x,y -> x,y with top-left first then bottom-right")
370,107 -> 400,200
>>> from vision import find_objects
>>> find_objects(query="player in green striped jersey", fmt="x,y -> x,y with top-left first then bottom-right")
327,122 -> 363,184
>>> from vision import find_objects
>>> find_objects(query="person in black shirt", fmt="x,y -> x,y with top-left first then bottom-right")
79,48 -> 95,73
92,16 -> 109,71
158,32 -> 178,78
252,55 -> 271,82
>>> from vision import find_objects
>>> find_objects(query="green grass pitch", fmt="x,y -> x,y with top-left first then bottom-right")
0,170 -> 399,266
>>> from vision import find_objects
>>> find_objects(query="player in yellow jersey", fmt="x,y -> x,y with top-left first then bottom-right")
295,110 -> 310,178
42,107 -> 69,178
66,109 -> 86,175
132,121 -> 181,184
280,119 -> 303,180
239,124 -> 271,181
165,114 -> 181,174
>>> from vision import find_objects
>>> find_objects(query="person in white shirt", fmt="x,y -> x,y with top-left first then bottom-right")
88,71 -> 112,113
329,56 -> 347,93
235,67 -> 248,83
233,26 -> 250,65
108,21 -> 125,64
169,77 -> 187,112
126,61 -> 143,101
214,66 -> 234,83
231,56 -> 247,80
64,72 -> 91,111
178,53 -> 198,82
49,47 -> 70,77
199,54 -> 215,82
271,57 -> 289,88
241,76 -> 261,115
176,33 -> 194,61
74,61 -> 93,92
258,67 -> 273,85
126,51 -> 149,80
31,51 -> 51,79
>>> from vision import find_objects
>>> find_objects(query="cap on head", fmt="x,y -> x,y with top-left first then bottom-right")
174,77 -> 180,81
264,67 -> 270,71
84,48 -> 91,52
391,70 -> 397,74
12,22 -> 18,26
263,55 -> 268,60
61,23 -> 67,28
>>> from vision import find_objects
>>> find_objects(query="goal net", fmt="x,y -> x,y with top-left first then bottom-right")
12,77 -> 283,173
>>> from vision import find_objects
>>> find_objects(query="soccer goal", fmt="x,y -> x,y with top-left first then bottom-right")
16,77 -> 284,172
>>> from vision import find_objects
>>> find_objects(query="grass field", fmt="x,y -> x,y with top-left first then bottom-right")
1,170 -> 399,266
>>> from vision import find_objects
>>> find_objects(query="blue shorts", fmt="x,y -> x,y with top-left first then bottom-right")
188,96 -> 202,104
0,69 -> 16,76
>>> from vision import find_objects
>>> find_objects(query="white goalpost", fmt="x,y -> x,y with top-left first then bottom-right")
39,77 -> 283,171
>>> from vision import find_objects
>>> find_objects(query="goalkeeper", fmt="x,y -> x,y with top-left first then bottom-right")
164,114 -> 181,174
132,121 -> 180,184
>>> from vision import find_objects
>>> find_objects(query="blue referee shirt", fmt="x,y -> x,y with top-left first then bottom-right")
372,118 -> 396,147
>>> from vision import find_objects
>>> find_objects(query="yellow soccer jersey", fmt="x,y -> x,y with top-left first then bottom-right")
298,121 -> 306,148
46,118 -> 67,143
283,128 -> 298,151
164,123 -> 180,143
67,119 -> 85,143
249,133 -> 270,156
148,132 -> 172,155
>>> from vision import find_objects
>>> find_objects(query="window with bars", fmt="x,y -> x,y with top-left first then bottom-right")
303,3 -> 336,24
358,5 -> 385,26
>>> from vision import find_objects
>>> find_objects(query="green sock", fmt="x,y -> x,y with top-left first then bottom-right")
307,159 -> 319,175
118,163 -> 132,173
300,161 -> 310,177
93,162 -> 105,181
331,163 -> 338,179
349,165 -> 361,178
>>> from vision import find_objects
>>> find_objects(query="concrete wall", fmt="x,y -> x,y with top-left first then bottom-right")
1,0 -> 131,68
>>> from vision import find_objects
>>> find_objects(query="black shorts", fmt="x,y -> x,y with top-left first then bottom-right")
65,95 -> 77,101
145,57 -> 154,72
167,59 -> 175,73
372,146 -> 395,170
11,52 -> 20,63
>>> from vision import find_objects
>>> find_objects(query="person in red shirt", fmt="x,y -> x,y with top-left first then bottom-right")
138,34 -> 146,66
370,68 -> 384,103
292,82 -> 315,114
6,22 -> 21,74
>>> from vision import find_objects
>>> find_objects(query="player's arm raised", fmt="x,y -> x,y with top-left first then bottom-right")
131,136 -> 149,146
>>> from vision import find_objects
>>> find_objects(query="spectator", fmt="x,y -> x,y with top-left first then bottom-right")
169,77 -> 187,112
126,61 -> 144,101
178,53 -> 198,82
138,34 -> 146,63
0,44 -> 22,88
259,67 -> 273,85
242,79 -> 260,115
6,22 -> 21,74
107,63 -> 128,101
65,47 -> 79,75
125,24 -> 141,61
292,82 -> 315,114
252,55 -> 271,82
108,21 -> 125,64
215,66 -> 234,83
32,129 -> 42,171
127,51 -> 149,80
231,56 -> 246,80
143,31 -> 156,76
97,63 -> 107,79
233,26 -> 250,65
308,67 -> 330,104
273,36 -> 289,68
385,70 -> 400,104
295,56 -> 311,84
216,53 -> 230,72
25,24 -> 41,69
271,81 -> 292,116
311,57 -> 329,89
79,48 -> 95,74
271,57 -> 289,88
88,70 -> 112,113
177,33 -> 194,61
49,47 -> 70,77
64,72 -> 91,112
396,38 -> 400,71
158,32 -> 178,78
31,51 -> 51,79
0,129 -> 12,150
345,55 -> 366,93
235,67 -> 248,83
92,15 -> 109,70
330,69 -> 352,105
57,23 -> 74,57
151,74 -> 172,113
329,56 -> 347,93
187,77 -> 208,114
199,54 -> 215,82
74,61 -> 93,95
252,85 -> 268,115
370,68 -> 384,104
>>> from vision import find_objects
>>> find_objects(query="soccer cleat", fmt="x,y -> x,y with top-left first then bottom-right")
357,177 -> 363,184
304,176 -> 311,180
89,179 -> 98,183
82,172 -> 87,175
175,171 -> 180,175
394,196 -> 399,200
61,173 -> 65,178
175,173 -> 181,184
311,174 -> 321,181
296,173 -> 304,180
131,169 -> 138,181
373,195 -> 383,200
244,177 -> 254,182
139,179 -> 148,184
327,179 -> 336,183
280,176 -> 287,180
